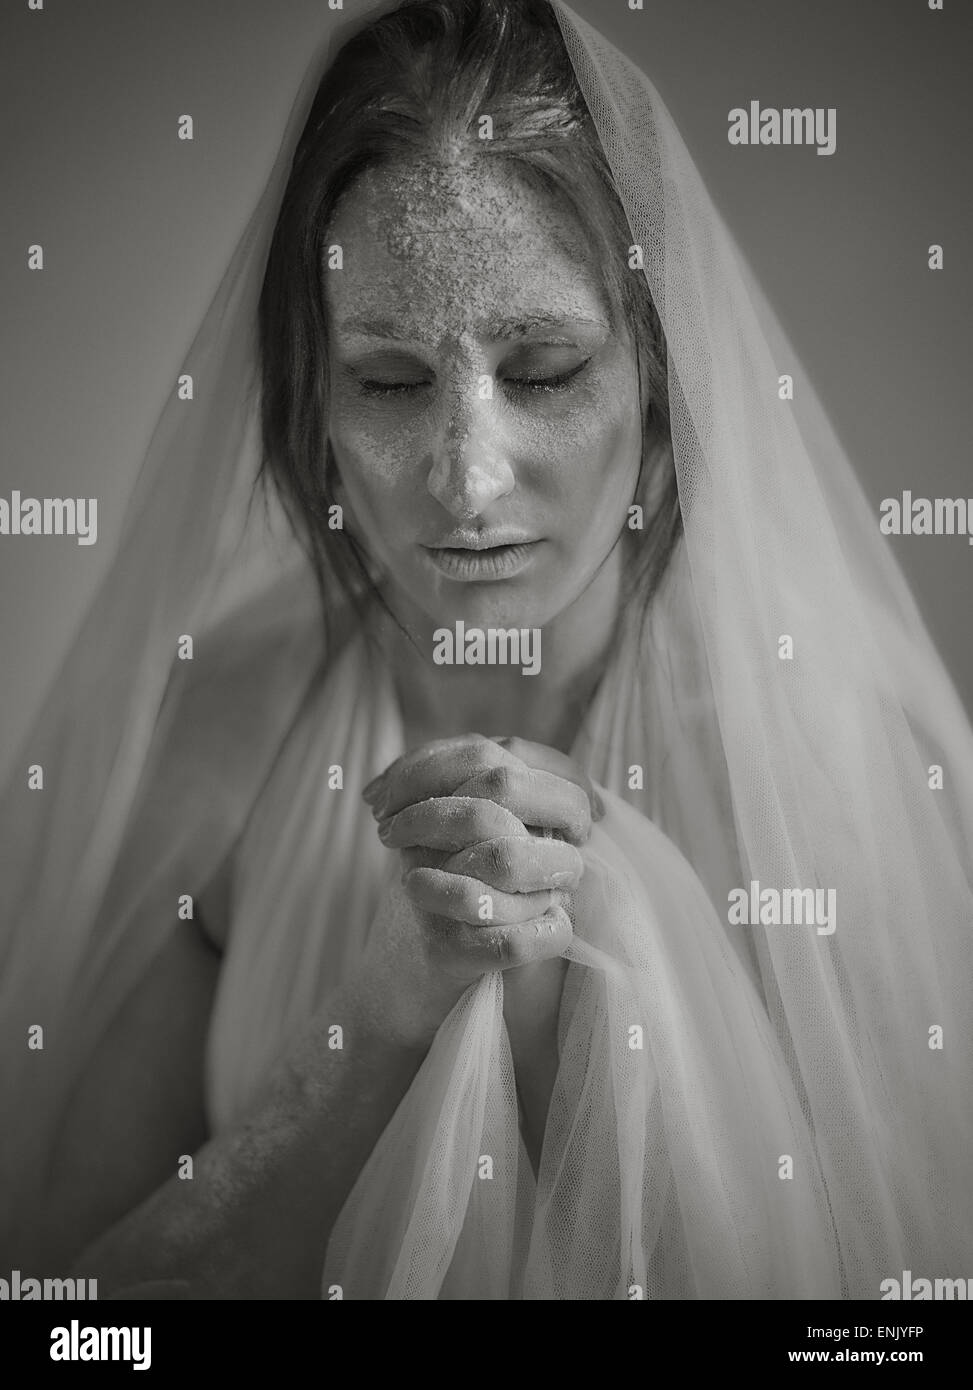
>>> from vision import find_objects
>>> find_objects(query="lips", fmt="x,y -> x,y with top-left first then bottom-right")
420,539 -> 540,581
425,530 -> 535,551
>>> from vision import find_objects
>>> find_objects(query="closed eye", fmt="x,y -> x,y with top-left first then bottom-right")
357,378 -> 431,398
502,359 -> 590,394
352,355 -> 592,398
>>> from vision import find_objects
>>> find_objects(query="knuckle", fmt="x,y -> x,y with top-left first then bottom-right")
498,930 -> 531,968
445,844 -> 477,877
486,838 -> 515,880
445,798 -> 476,835
482,764 -> 514,799
458,742 -> 490,784
463,801 -> 495,841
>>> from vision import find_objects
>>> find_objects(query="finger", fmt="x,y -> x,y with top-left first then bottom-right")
488,735 -> 606,819
451,763 -> 592,846
429,903 -> 575,972
364,734 -> 517,817
403,867 -> 568,926
443,835 -> 584,893
399,845 -> 453,876
363,735 -> 490,801
378,795 -> 528,851
398,838 -> 583,888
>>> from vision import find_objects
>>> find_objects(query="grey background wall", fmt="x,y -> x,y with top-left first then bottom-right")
1,0 -> 969,785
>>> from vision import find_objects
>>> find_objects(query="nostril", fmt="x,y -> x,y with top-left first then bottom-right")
426,448 -> 515,519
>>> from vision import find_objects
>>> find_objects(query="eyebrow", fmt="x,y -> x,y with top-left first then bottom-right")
335,312 -> 610,343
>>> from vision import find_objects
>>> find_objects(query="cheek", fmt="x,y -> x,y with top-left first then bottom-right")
527,381 -> 642,538
328,397 -> 426,529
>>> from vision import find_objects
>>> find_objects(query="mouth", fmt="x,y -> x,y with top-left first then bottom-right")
420,540 -> 540,582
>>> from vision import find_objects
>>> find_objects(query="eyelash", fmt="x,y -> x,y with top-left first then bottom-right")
357,359 -> 591,399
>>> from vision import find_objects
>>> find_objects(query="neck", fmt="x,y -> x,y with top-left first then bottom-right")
368,544 -> 625,755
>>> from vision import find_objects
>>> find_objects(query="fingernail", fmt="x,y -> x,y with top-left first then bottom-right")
377,817 -> 393,843
371,791 -> 390,819
593,793 -> 606,820
551,870 -> 576,887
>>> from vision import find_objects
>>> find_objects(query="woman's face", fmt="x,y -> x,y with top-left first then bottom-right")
325,157 -> 643,633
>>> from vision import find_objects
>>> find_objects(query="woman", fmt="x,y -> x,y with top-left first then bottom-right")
1,0 -> 971,1300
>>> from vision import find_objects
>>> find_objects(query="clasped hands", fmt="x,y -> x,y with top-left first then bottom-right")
357,732 -> 604,1045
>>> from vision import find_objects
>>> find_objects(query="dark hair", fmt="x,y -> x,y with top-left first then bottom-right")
258,0 -> 681,642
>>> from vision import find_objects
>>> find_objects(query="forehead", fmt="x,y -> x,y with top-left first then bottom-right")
325,158 -> 611,343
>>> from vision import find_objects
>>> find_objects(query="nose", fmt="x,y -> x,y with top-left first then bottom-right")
425,382 -> 515,521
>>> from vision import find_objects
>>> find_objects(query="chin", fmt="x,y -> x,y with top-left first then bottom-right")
393,572 -> 542,631
445,579 -> 597,636
429,591 -> 544,632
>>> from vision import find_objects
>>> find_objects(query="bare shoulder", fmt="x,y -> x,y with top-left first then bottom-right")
173,577 -> 360,954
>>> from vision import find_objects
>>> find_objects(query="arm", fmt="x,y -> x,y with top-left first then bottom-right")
41,887 -> 568,1298
72,935 -> 432,1299
11,914 -> 430,1299
15,733 -> 592,1299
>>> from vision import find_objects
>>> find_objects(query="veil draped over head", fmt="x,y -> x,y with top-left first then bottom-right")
2,0 -> 972,1299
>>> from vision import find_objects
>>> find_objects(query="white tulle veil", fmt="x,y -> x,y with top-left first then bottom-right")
1,0 -> 972,1299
